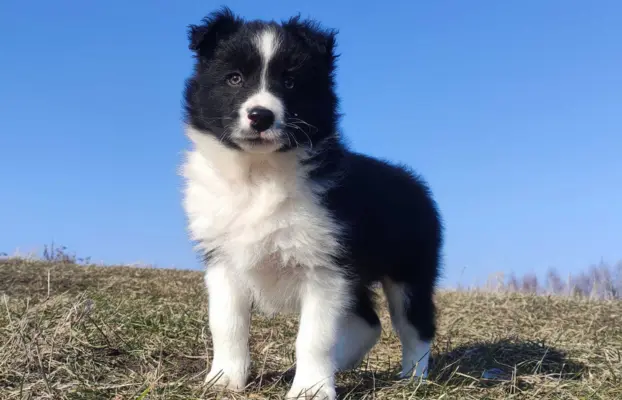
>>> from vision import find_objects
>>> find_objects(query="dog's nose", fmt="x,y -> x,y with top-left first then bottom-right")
248,107 -> 275,132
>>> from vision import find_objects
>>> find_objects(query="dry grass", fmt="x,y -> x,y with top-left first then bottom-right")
1,259 -> 621,399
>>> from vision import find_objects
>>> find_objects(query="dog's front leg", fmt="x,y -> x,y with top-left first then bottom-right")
287,274 -> 349,400
204,265 -> 251,391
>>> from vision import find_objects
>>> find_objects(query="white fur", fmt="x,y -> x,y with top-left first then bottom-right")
288,270 -> 349,399
334,313 -> 381,371
233,29 -> 286,153
181,126 -> 348,399
256,29 -> 278,92
203,265 -> 251,390
382,279 -> 431,378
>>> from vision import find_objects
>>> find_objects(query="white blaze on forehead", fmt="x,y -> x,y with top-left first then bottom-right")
254,29 -> 279,91
234,28 -> 285,145
256,29 -> 278,61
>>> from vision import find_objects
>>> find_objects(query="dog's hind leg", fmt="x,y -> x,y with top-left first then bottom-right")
334,285 -> 381,371
382,278 -> 435,379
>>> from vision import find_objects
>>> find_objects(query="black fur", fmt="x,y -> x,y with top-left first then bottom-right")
327,153 -> 442,340
184,7 -> 442,350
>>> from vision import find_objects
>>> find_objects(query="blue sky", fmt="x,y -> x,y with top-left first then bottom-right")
1,0 -> 621,287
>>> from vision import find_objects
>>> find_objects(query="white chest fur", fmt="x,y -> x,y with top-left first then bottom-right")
181,129 -> 343,313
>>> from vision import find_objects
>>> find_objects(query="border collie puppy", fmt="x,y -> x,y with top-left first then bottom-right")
181,8 -> 443,399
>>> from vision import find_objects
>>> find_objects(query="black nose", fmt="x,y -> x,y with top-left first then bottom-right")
248,107 -> 275,132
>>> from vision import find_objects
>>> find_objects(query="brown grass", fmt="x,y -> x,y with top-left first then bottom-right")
1,258 -> 621,399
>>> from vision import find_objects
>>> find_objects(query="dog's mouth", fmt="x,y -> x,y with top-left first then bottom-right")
238,136 -> 276,144
234,132 -> 284,153
236,136 -> 280,147
235,129 -> 283,144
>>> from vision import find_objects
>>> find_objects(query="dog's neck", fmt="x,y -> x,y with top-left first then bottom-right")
185,126 -> 311,186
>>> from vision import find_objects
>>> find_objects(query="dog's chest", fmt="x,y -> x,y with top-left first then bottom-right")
183,150 -> 341,276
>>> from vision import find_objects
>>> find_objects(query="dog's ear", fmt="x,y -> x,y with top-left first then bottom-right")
188,7 -> 242,58
282,15 -> 338,68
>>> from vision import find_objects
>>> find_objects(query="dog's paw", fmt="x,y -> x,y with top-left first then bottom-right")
398,364 -> 429,380
204,366 -> 247,392
286,383 -> 336,400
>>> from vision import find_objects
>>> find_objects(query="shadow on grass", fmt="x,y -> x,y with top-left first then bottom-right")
253,338 -> 586,396
337,338 -> 586,395
429,338 -> 585,388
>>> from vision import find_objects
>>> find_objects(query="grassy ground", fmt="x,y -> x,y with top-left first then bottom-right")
1,259 -> 620,399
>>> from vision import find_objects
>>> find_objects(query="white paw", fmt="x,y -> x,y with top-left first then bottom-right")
204,366 -> 247,392
399,341 -> 432,380
398,363 -> 429,380
286,383 -> 336,400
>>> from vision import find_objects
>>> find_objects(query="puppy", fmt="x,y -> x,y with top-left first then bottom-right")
180,8 -> 443,399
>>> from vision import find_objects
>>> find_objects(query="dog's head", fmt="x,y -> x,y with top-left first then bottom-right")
184,8 -> 340,154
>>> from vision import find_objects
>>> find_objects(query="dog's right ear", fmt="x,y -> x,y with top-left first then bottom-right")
188,7 -> 242,58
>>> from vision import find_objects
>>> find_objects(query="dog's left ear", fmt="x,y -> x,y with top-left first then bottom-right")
188,7 -> 243,58
283,16 -> 338,68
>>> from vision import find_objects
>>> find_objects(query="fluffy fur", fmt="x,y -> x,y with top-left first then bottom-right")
180,8 -> 443,399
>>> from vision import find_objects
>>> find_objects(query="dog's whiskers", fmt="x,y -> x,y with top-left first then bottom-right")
284,122 -> 314,151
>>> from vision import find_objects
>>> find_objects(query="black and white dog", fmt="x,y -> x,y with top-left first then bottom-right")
181,8 -> 443,399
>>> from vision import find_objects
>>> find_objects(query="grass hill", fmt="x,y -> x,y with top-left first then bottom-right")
1,258 -> 620,399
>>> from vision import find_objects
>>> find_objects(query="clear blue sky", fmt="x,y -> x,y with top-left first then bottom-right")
1,0 -> 621,287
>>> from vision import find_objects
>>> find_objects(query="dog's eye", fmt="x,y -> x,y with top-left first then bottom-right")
284,76 -> 295,89
226,73 -> 243,87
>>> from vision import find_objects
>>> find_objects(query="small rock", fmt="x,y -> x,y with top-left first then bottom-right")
481,368 -> 509,380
